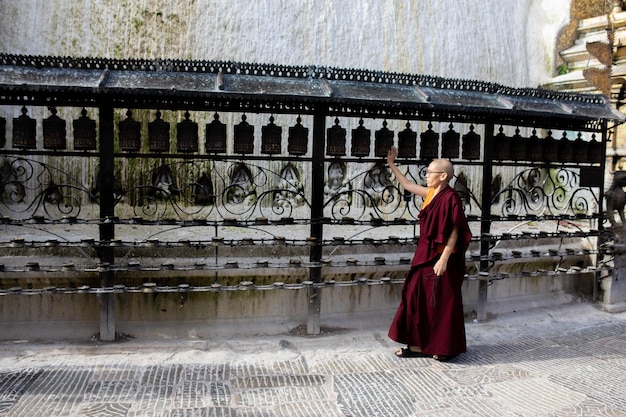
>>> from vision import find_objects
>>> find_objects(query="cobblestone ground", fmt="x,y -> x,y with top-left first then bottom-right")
0,302 -> 625,417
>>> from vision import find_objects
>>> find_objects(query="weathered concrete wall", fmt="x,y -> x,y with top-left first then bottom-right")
0,0 -> 569,88
0,272 -> 592,341
600,241 -> 626,313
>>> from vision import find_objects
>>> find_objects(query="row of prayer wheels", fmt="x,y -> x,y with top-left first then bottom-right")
1,108 -> 601,163
493,127 -> 602,163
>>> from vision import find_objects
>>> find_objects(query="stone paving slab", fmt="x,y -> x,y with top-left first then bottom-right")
0,302 -> 625,417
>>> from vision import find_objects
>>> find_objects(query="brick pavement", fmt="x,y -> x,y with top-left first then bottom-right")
0,302 -> 625,417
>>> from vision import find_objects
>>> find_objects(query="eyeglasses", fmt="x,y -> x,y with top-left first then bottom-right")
425,171 -> 444,175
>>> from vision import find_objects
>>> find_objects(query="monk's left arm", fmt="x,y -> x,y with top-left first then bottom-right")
433,225 -> 459,277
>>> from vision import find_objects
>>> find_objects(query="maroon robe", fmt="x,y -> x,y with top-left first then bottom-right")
388,185 -> 472,356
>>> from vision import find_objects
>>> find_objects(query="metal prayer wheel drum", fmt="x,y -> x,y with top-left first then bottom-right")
288,116 -> 308,156
542,131 -> 559,162
176,111 -> 198,153
462,124 -> 481,160
588,135 -> 603,163
13,106 -> 36,149
374,120 -> 394,158
43,107 -> 67,150
261,115 -> 282,155
148,111 -> 170,152
441,123 -> 460,159
420,122 -> 438,160
72,108 -> 97,151
0,116 -> 5,148
526,129 -> 542,161
118,110 -> 141,152
573,133 -> 589,162
558,132 -> 573,163
397,122 -> 417,159
493,126 -> 509,160
351,119 -> 370,157
509,128 -> 525,161
233,114 -> 254,154
326,118 -> 346,156
205,112 -> 226,153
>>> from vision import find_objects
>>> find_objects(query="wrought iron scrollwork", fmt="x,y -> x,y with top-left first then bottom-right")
492,167 -> 598,218
117,159 -> 309,222
0,157 -> 95,219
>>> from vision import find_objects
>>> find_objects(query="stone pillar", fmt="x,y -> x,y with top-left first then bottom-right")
600,240 -> 626,312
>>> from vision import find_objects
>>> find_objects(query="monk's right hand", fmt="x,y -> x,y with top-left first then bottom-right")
387,146 -> 398,165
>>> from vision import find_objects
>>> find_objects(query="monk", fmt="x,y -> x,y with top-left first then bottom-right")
386,146 -> 472,361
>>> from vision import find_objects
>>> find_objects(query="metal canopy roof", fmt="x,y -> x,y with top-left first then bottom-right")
0,54 -> 623,130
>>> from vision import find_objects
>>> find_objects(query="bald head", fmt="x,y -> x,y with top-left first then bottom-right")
431,159 -> 454,182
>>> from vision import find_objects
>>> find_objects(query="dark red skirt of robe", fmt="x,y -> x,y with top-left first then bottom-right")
388,186 -> 470,356
387,253 -> 467,356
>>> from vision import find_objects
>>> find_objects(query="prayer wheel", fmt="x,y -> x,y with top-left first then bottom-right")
558,132 -> 573,163
542,131 -> 559,162
148,110 -> 170,152
0,116 -> 5,148
205,112 -> 227,153
288,116 -> 308,156
72,108 -> 97,151
261,115 -> 282,155
441,123 -> 460,159
509,128 -> 525,161
420,122 -> 438,160
118,110 -> 141,152
351,119 -> 370,157
176,111 -> 198,153
397,122 -> 417,159
326,118 -> 346,156
13,106 -> 36,149
233,114 -> 254,154
461,124 -> 480,160
527,129 -> 542,161
493,126 -> 509,160
374,120 -> 394,158
43,107 -> 67,150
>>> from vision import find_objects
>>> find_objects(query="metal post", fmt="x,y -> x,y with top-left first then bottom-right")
596,120 -> 609,302
98,104 -> 116,341
307,107 -> 326,334
477,122 -> 495,321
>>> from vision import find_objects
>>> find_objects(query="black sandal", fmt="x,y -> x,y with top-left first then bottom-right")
433,354 -> 457,362
395,347 -> 431,358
